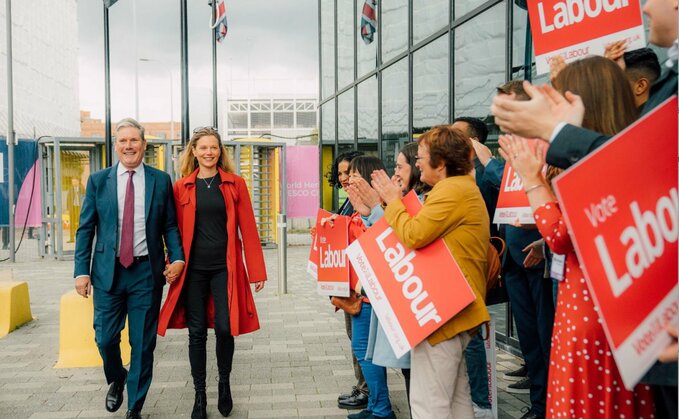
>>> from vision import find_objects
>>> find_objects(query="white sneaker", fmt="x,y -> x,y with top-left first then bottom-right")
473,403 -> 494,419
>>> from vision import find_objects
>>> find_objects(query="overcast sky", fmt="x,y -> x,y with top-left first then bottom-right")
78,0 -> 318,126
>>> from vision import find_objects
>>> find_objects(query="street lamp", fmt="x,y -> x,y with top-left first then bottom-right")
138,58 -> 176,140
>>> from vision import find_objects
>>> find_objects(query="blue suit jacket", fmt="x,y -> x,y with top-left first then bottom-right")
74,163 -> 184,291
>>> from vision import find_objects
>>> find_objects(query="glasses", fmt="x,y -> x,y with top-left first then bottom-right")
192,126 -> 219,133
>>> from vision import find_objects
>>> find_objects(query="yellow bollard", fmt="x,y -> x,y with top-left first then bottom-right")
0,281 -> 33,338
55,290 -> 131,368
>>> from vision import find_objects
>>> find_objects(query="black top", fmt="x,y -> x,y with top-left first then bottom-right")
191,175 -> 227,270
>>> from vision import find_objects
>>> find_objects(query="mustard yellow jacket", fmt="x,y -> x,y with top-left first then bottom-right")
384,175 -> 490,346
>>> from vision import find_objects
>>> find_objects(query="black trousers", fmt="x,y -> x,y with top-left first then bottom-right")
183,266 -> 234,392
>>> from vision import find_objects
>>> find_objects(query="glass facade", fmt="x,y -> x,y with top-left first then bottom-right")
318,0 -> 533,350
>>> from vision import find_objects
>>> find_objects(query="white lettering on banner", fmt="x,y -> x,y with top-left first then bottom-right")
585,195 -> 618,227
376,228 -> 442,327
503,167 -> 523,192
595,187 -> 678,297
319,245 -> 346,268
633,300 -> 678,355
538,0 -> 630,34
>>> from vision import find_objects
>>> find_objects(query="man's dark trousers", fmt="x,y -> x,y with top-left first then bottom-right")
504,249 -> 554,417
93,259 -> 163,412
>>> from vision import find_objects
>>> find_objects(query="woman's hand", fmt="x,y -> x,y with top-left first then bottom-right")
498,135 -> 545,187
604,40 -> 627,71
346,184 -> 372,216
320,213 -> 339,227
659,324 -> 678,363
371,170 -> 402,205
254,281 -> 265,293
549,55 -> 567,84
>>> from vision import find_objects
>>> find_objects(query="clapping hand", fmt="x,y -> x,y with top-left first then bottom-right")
498,135 -> 545,187
370,170 -> 402,205
347,177 -> 381,216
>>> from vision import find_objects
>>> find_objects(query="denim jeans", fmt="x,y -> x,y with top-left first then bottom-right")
351,303 -> 393,417
464,333 -> 490,409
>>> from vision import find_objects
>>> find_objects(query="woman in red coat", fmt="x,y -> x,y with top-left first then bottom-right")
157,127 -> 267,419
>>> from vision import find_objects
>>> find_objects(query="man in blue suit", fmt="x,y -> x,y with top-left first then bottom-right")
74,118 -> 184,419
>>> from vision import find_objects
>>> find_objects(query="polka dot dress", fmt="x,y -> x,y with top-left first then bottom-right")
534,202 -> 655,419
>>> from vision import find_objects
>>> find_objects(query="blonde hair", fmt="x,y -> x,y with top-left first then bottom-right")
178,127 -> 234,177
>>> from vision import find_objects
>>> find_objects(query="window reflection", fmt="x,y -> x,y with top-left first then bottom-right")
382,0 -> 408,62
321,100 -> 336,144
321,0 -> 335,99
413,35 -> 449,134
357,76 -> 378,156
356,0 -> 378,77
338,90 -> 355,150
337,0 -> 354,89
413,0 -> 448,44
381,59 -> 409,174
454,4 -> 505,122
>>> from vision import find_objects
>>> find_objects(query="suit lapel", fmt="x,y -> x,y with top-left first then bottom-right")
145,164 -> 155,220
106,165 -> 118,225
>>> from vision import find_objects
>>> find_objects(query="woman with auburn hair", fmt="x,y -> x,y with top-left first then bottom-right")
500,56 -> 654,418
371,125 -> 490,419
157,127 -> 267,419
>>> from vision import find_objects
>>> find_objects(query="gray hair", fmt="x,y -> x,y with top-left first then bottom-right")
115,118 -> 145,141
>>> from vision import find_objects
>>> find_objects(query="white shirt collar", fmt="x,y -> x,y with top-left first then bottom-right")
117,162 -> 145,176
666,40 -> 678,68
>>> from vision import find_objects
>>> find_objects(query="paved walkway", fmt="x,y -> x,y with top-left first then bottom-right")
0,246 -> 530,418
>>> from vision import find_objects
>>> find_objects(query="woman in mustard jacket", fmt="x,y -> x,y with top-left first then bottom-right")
372,125 -> 490,419
157,127 -> 267,419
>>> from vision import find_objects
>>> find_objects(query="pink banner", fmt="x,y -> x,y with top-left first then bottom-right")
286,146 -> 319,217
15,161 -> 42,227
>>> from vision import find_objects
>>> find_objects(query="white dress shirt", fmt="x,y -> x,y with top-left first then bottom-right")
117,162 -> 148,257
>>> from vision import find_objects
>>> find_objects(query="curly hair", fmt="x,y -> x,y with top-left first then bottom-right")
325,150 -> 364,188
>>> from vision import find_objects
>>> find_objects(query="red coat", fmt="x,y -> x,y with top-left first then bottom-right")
157,168 -> 267,337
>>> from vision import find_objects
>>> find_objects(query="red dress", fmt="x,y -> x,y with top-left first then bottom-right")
534,202 -> 655,418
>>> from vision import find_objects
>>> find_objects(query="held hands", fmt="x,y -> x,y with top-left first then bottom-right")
164,261 -> 185,285
498,135 -> 545,187
75,276 -> 92,298
370,170 -> 402,205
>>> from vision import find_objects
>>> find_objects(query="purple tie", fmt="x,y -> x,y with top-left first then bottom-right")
119,170 -> 135,268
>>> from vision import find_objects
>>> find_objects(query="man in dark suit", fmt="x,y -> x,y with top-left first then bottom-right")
74,118 -> 184,419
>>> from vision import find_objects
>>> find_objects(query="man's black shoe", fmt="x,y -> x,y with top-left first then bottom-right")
105,369 -> 127,412
338,386 -> 360,402
126,410 -> 142,419
218,381 -> 233,417
338,391 -> 369,410
503,363 -> 528,381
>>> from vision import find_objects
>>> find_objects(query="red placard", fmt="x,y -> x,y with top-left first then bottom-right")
312,209 -> 351,297
553,97 -> 679,389
345,191 -> 476,358
494,138 -> 546,225
526,0 -> 644,74
307,210 -> 322,280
